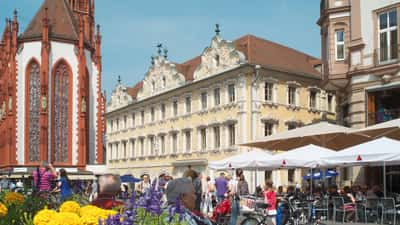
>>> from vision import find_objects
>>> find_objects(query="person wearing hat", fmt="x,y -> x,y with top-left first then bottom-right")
165,178 -> 212,225
137,174 -> 151,195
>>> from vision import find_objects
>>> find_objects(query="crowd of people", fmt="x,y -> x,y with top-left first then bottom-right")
0,162 -> 390,225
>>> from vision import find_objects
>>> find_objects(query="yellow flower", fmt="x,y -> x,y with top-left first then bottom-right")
80,216 -> 99,225
4,192 -> 25,205
54,212 -> 81,225
0,202 -> 8,218
80,205 -> 117,220
59,201 -> 81,214
33,209 -> 57,225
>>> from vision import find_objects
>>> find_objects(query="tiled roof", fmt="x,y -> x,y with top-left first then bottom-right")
126,34 -> 321,98
20,0 -> 80,42
126,81 -> 143,100
234,34 -> 321,78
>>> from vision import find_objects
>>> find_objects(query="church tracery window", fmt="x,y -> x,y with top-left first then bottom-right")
28,61 -> 40,162
53,62 -> 71,163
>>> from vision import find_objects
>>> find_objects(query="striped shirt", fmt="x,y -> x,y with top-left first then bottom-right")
33,168 -> 56,192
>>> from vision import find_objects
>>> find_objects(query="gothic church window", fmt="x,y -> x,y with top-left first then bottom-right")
53,62 -> 71,163
27,61 -> 41,162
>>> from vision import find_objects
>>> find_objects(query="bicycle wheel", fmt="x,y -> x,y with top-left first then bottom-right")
240,217 -> 261,225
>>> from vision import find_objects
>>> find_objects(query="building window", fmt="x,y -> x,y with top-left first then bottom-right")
265,170 -> 272,181
288,169 -> 295,183
214,88 -> 220,106
161,103 -> 166,119
123,141 -> 127,158
309,91 -> 317,109
116,118 -> 120,131
200,128 -> 207,151
379,10 -> 398,62
265,82 -> 273,102
151,107 -> 155,122
185,96 -> 191,113
140,138 -> 144,156
214,126 -> 220,149
264,123 -> 274,136
185,131 -> 191,152
123,115 -> 127,129
327,95 -> 333,112
53,61 -> 72,163
27,61 -> 41,162
172,133 -> 178,153
335,30 -> 345,60
130,139 -> 135,158
115,143 -> 119,159
110,120 -> 114,132
173,100 -> 178,117
228,84 -> 235,103
288,123 -> 297,130
162,77 -> 166,88
141,110 -> 145,125
228,124 -> 235,146
288,87 -> 296,106
201,92 -> 208,110
215,54 -> 220,67
131,113 -> 135,127
160,135 -> 165,155
152,81 -> 156,92
149,136 -> 155,155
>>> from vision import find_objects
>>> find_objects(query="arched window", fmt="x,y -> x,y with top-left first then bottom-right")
52,61 -> 72,163
26,60 -> 40,162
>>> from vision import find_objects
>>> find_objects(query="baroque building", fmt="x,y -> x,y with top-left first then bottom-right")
319,0 -> 400,188
105,28 -> 336,187
0,0 -> 105,173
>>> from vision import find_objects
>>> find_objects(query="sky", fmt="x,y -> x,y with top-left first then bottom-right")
0,0 -> 321,98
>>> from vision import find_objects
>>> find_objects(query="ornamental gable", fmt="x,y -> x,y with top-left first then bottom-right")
107,83 -> 133,112
193,34 -> 246,81
136,54 -> 186,100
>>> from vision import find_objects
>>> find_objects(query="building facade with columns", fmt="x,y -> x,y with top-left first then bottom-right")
105,30 -> 336,187
319,0 -> 400,188
0,0 -> 105,174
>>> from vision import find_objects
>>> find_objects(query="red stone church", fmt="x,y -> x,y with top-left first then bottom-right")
0,0 -> 105,173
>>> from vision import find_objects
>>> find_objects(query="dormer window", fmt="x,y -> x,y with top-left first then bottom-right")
215,54 -> 220,67
162,77 -> 166,88
152,81 -> 156,92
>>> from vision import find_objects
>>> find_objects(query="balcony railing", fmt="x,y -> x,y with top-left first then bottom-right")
368,108 -> 400,126
374,45 -> 399,66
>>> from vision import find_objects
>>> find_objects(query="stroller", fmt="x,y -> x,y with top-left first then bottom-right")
210,198 -> 231,225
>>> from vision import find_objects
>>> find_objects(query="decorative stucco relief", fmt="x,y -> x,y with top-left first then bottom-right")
193,35 -> 246,80
106,83 -> 133,112
137,55 -> 186,100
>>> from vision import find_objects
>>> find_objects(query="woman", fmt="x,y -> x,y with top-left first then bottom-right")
342,186 -> 356,222
58,169 -> 72,202
203,176 -> 214,215
264,181 -> 277,225
137,174 -> 151,195
237,174 -> 249,196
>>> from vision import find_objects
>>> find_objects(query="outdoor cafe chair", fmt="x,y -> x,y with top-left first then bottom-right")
354,199 -> 367,223
380,197 -> 399,225
366,198 -> 381,223
314,198 -> 329,220
332,197 -> 355,223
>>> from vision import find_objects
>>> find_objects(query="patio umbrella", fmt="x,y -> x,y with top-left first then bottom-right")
120,174 -> 141,183
258,144 -> 337,168
349,118 -> 400,140
241,122 -> 370,150
321,137 -> 400,197
208,149 -> 273,170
